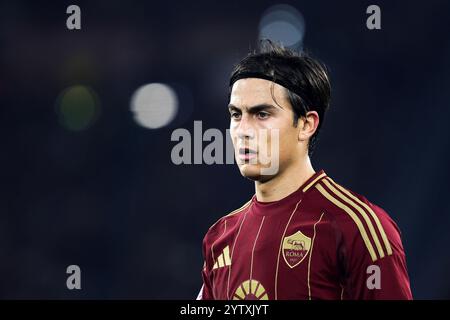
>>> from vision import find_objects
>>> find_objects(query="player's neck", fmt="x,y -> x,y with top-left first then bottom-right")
254,157 -> 315,203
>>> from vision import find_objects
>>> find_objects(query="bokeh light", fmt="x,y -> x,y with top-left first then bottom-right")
258,4 -> 306,49
55,85 -> 101,131
130,83 -> 178,129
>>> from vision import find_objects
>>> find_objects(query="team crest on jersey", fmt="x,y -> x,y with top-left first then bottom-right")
282,230 -> 311,268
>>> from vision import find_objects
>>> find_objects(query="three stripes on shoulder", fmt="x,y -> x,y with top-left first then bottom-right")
314,177 -> 393,262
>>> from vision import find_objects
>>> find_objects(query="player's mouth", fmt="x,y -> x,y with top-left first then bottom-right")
238,147 -> 257,161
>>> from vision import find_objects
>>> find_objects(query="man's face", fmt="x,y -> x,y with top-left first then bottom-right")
228,78 -> 302,182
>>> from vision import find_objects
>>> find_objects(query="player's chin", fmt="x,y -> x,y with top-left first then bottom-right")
238,163 -> 272,182
237,163 -> 259,180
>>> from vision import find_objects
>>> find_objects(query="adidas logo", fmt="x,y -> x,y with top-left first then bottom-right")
213,245 -> 231,269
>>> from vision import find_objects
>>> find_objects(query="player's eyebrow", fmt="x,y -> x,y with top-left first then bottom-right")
228,103 -> 279,113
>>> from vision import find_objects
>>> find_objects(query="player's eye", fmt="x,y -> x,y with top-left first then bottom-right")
230,112 -> 241,120
257,111 -> 270,119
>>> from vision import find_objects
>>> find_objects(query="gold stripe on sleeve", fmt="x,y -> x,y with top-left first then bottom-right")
315,184 -> 378,262
326,178 -> 393,256
322,178 -> 385,259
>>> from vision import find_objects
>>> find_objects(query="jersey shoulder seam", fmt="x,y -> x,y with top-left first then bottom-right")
207,198 -> 253,232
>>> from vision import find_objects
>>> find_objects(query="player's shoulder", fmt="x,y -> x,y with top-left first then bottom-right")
203,198 -> 253,242
311,175 -> 402,261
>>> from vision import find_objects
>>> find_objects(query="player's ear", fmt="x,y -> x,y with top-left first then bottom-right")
298,111 -> 319,142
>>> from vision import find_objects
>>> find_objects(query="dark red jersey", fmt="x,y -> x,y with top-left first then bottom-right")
198,170 -> 412,300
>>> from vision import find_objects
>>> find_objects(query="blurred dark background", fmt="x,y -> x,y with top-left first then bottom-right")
1,0 -> 449,299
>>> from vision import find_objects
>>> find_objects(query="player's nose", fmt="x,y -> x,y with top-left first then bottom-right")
235,115 -> 255,140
